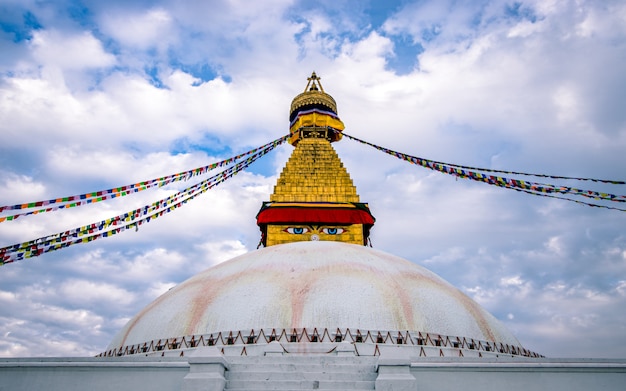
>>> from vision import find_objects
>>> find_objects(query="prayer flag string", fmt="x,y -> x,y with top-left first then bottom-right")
342,132 -> 626,212
342,133 -> 624,184
0,135 -> 288,265
0,135 -> 289,220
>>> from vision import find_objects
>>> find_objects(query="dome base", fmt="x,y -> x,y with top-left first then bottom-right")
99,327 -> 541,358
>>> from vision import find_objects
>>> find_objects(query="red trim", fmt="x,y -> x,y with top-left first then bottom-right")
257,207 -> 374,225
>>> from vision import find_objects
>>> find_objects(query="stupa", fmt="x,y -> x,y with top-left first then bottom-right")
3,74 -> 624,391
102,73 -> 539,360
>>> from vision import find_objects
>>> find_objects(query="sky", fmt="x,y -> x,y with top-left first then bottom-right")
0,0 -> 625,359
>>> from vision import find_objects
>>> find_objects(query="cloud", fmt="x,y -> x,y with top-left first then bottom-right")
0,173 -> 47,206
99,8 -> 175,50
30,29 -> 116,70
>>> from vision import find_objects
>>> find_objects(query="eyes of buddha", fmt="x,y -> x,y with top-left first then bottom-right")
322,227 -> 343,234
285,227 -> 309,234
283,226 -> 346,235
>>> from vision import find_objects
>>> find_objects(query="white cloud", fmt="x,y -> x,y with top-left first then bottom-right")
545,236 -> 565,256
144,281 -> 177,299
99,8 -> 175,49
58,279 -> 135,307
0,174 -> 47,206
196,239 -> 248,266
500,276 -> 525,287
30,30 -> 115,70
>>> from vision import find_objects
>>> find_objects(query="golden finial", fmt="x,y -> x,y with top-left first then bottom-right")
290,72 -> 337,117
304,71 -> 324,92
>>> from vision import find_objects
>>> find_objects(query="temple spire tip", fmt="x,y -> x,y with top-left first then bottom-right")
305,71 -> 324,92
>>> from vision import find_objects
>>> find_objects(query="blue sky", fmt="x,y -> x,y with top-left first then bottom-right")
1,0 -> 625,358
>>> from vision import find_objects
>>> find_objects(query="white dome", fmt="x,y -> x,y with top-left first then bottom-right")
106,241 -> 524,356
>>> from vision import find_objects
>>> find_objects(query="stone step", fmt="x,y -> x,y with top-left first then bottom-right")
225,363 -> 377,374
227,389 -> 372,391
225,370 -> 377,381
223,355 -> 378,390
225,356 -> 378,365
225,379 -> 375,390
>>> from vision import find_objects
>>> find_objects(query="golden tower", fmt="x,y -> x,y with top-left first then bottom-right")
256,72 -> 375,246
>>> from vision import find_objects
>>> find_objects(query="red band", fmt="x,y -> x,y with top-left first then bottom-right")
257,207 -> 374,225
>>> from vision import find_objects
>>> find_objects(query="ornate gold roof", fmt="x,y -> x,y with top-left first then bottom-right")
290,72 -> 338,117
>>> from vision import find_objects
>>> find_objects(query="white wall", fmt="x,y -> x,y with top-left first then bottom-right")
1,355 -> 625,391
409,358 -> 626,391
0,357 -> 189,391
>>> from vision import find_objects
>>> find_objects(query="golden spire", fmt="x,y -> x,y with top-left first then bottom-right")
270,139 -> 359,203
256,73 -> 375,247
288,72 -> 344,146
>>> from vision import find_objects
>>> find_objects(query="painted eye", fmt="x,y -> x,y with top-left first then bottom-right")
321,227 -> 345,235
284,227 -> 310,234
